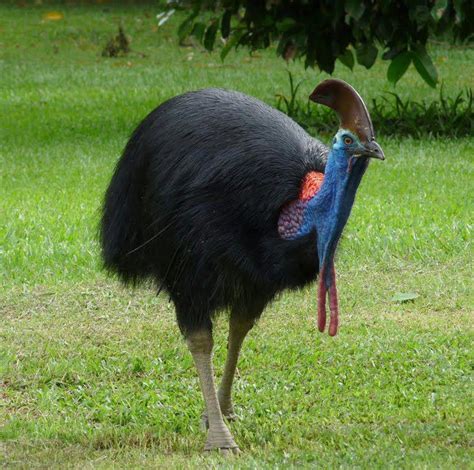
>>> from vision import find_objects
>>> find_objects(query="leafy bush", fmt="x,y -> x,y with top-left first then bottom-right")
168,0 -> 473,88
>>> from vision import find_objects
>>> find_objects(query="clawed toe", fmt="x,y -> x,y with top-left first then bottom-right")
204,445 -> 241,455
219,446 -> 241,455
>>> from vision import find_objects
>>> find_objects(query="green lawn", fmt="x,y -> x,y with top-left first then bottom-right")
1,4 -> 473,468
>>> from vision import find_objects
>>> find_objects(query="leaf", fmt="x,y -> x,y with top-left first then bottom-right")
387,51 -> 412,85
315,41 -> 336,74
356,43 -> 378,69
204,20 -> 219,51
391,292 -> 419,303
191,22 -> 206,43
345,0 -> 365,21
338,48 -> 354,70
43,11 -> 63,21
220,30 -> 243,61
382,44 -> 406,61
221,10 -> 232,39
413,45 -> 438,87
178,12 -> 198,42
276,18 -> 296,33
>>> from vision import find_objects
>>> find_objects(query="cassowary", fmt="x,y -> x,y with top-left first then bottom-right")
100,79 -> 384,453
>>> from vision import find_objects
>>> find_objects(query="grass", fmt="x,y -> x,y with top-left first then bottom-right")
1,3 -> 473,468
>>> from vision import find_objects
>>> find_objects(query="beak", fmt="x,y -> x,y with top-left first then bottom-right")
360,140 -> 385,160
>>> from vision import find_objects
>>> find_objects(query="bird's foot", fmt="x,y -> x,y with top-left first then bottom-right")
204,427 -> 240,455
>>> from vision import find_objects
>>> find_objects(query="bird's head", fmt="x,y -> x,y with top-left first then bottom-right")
310,79 -> 385,168
331,129 -> 384,167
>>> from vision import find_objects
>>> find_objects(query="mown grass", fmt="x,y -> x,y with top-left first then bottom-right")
1,4 -> 473,469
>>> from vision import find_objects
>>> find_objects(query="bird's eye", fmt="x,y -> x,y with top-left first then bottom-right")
343,136 -> 353,145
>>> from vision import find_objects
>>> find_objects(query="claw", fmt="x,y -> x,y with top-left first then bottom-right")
216,447 -> 241,456
204,447 -> 241,456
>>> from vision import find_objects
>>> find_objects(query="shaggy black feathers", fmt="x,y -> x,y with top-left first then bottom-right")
101,88 -> 328,333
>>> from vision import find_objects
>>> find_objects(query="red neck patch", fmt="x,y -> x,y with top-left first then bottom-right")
299,171 -> 324,201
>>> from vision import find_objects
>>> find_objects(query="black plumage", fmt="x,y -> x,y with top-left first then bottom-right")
101,82 -> 385,453
101,88 -> 328,333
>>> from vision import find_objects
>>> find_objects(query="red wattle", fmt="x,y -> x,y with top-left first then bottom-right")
317,263 -> 339,336
317,267 -> 327,332
328,263 -> 339,336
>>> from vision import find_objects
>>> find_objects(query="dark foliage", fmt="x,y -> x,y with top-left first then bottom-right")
169,0 -> 473,87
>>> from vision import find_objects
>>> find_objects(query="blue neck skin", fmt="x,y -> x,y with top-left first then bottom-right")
304,145 -> 369,287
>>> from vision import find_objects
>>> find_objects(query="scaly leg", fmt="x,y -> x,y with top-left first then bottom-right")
186,330 -> 240,453
218,314 -> 254,419
201,313 -> 255,428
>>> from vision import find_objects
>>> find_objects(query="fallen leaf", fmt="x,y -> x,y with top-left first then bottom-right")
391,292 -> 419,303
43,11 -> 63,21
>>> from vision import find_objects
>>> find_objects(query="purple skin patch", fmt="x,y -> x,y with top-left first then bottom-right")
277,200 -> 307,239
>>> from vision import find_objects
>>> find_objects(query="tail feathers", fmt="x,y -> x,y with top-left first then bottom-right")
100,130 -> 150,284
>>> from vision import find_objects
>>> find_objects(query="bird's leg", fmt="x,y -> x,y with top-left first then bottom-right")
218,314 -> 255,420
186,329 -> 239,453
201,313 -> 255,429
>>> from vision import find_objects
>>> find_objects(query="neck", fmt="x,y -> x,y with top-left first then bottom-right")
310,147 -> 368,285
